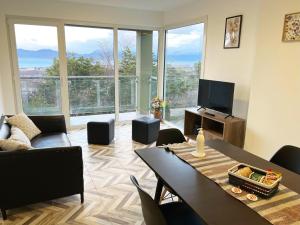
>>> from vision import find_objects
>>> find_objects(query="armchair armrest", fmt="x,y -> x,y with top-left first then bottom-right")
28,115 -> 67,134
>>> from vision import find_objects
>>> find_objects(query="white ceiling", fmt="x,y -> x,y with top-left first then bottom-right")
58,0 -> 197,12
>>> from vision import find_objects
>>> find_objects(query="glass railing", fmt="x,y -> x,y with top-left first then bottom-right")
20,75 -> 143,116
68,75 -> 115,116
164,74 -> 199,128
20,76 -> 62,115
119,75 -> 138,113
164,74 -> 199,108
149,76 -> 158,102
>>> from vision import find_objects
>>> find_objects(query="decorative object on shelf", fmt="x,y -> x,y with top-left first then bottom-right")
224,15 -> 243,49
282,12 -> 300,42
151,97 -> 165,120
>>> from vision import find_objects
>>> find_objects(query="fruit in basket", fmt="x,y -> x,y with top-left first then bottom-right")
236,166 -> 252,178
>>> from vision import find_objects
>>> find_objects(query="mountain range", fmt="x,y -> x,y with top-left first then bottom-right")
17,49 -> 201,65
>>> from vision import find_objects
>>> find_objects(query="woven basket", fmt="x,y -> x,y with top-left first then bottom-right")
228,163 -> 281,198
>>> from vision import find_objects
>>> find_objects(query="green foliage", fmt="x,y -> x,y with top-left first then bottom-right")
46,56 -> 106,77
194,61 -> 201,76
25,46 -> 201,116
119,47 -> 136,76
165,62 -> 201,108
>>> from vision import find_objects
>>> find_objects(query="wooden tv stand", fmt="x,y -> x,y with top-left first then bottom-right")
184,108 -> 246,148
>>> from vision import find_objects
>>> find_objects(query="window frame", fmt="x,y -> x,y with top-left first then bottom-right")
161,17 -> 208,127
7,16 -> 162,129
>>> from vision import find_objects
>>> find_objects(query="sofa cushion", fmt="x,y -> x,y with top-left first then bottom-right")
10,126 -> 31,146
6,113 -> 41,140
30,133 -> 71,148
0,123 -> 10,139
0,139 -> 31,151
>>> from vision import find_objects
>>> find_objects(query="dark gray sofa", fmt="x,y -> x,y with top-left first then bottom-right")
0,115 -> 84,220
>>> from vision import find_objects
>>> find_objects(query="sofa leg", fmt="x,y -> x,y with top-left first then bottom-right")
80,192 -> 84,204
1,209 -> 7,220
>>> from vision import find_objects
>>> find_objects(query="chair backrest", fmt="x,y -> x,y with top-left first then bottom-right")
270,145 -> 300,175
130,176 -> 167,225
156,128 -> 186,147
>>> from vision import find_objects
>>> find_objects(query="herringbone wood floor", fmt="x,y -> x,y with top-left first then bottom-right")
1,122 -> 169,225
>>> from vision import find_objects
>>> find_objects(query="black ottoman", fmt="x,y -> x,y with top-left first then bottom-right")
87,119 -> 115,145
132,117 -> 160,144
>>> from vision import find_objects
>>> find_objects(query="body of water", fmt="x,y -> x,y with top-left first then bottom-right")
18,57 -> 54,68
18,57 -> 200,69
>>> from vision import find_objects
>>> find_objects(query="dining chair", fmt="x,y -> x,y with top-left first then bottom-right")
155,128 -> 187,202
270,145 -> 300,175
156,128 -> 186,147
130,176 -> 204,225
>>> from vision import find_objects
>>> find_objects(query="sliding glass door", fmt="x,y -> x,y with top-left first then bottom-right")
13,23 -> 159,126
118,29 -> 158,121
12,19 -> 203,128
14,24 -> 62,115
64,26 -> 115,126
118,30 -> 138,120
164,23 -> 205,128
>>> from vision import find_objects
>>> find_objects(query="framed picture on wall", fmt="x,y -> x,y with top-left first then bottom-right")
282,12 -> 300,42
224,15 -> 243,49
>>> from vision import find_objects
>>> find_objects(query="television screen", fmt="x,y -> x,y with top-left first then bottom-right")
197,79 -> 235,114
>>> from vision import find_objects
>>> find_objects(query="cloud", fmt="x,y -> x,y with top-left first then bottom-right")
15,24 -> 114,52
65,26 -> 113,42
14,23 -> 203,59
166,24 -> 204,56
167,31 -> 202,48
15,24 -> 59,50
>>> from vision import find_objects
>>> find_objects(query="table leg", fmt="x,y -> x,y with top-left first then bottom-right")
154,177 -> 164,204
1,209 -> 7,220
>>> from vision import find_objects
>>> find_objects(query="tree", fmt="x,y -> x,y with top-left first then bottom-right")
119,47 -> 136,76
194,61 -> 201,76
27,46 -> 198,116
27,56 -> 109,115
46,56 -> 105,77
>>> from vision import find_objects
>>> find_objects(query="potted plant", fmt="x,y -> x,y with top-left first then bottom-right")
151,97 -> 165,120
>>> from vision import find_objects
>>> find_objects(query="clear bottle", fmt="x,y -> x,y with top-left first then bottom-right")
196,128 -> 206,157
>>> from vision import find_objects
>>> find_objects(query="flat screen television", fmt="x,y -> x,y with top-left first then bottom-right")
197,79 -> 235,115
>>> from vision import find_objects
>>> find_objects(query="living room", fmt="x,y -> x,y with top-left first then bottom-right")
0,0 -> 300,224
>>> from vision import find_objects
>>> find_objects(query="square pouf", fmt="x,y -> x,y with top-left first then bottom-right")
132,117 -> 160,144
87,119 -> 115,145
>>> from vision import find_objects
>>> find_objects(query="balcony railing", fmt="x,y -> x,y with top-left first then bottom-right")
19,73 -> 197,117
20,75 -> 142,116
164,74 -> 199,108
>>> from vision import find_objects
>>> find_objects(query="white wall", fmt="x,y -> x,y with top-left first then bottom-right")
1,0 -> 300,160
0,71 -> 4,114
165,0 -> 300,160
164,0 -> 260,119
245,0 -> 300,159
0,0 -> 163,114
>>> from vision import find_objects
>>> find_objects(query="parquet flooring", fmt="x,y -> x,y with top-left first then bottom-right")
1,122 -> 169,225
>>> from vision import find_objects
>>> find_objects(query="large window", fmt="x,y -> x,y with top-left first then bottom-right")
64,26 -> 115,126
117,29 -> 158,120
118,30 -> 137,114
164,23 -> 205,128
11,19 -> 204,128
14,24 -> 62,115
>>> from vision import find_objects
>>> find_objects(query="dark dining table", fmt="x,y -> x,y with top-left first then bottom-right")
135,140 -> 300,225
